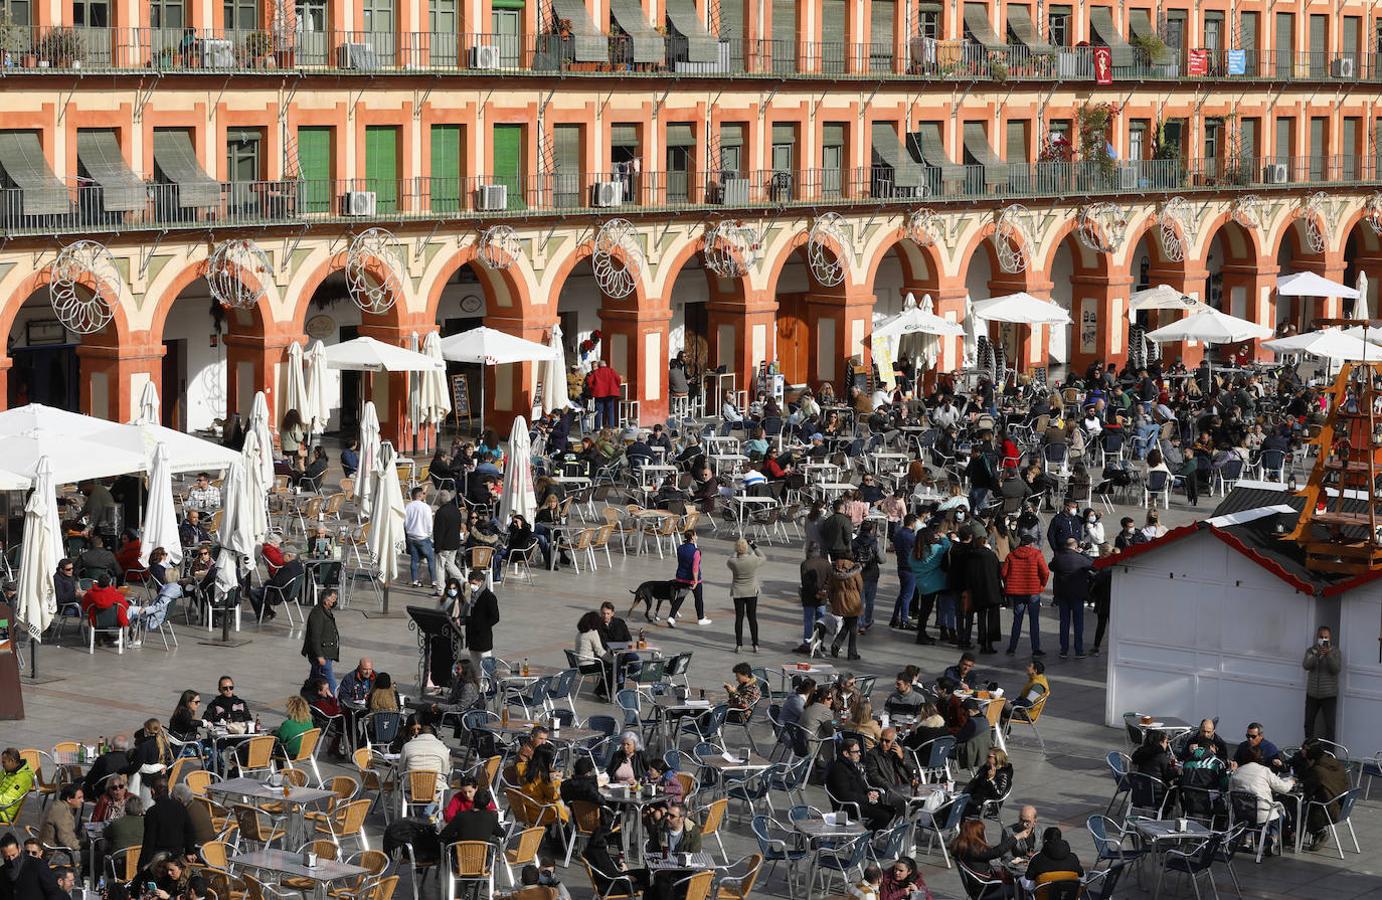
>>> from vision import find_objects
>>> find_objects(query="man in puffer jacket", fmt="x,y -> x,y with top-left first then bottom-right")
827,557 -> 864,661
1000,533 -> 1050,657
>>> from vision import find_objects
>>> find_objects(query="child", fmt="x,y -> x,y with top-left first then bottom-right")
847,864 -> 883,900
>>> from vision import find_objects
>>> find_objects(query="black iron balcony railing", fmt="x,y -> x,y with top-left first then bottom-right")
1,157 -> 1371,237
2,25 -> 1381,85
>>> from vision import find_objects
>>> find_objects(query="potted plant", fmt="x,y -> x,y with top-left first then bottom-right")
1131,31 -> 1169,65
988,50 -> 1009,81
1077,102 -> 1119,188
241,29 -> 273,67
38,27 -> 83,68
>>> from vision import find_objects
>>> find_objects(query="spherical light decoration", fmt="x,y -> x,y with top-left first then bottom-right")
808,212 -> 848,287
206,238 -> 271,309
994,204 -> 1031,274
49,240 -> 119,335
704,221 -> 754,278
1300,192 -> 1328,254
345,228 -> 404,315
906,208 -> 939,248
592,218 -> 644,300
1366,194 -> 1382,237
1076,203 -> 1127,254
478,225 -> 520,270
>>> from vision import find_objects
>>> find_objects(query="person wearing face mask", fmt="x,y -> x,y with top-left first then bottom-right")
1113,516 -> 1145,552
463,569 -> 499,670
0,832 -> 66,900
1081,508 -> 1107,556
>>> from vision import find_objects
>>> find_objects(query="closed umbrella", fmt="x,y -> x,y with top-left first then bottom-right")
139,444 -> 182,569
542,323 -> 569,416
213,459 -> 258,643
498,416 -> 537,524
285,342 -> 310,425
1357,271 -> 1371,321
417,330 -> 452,435
247,391 -> 275,487
368,441 -> 406,614
962,294 -> 979,367
15,456 -> 60,676
239,424 -> 272,544
135,381 -> 161,426
355,401 -> 381,520
304,340 -> 331,435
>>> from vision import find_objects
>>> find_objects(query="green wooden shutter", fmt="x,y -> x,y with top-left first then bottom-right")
771,0 -> 796,73
1275,117 -> 1293,169
492,124 -> 523,210
719,0 -> 743,69
1005,119 -> 1029,189
1241,118 -> 1258,177
1309,116 -> 1326,181
1343,117 -> 1359,179
365,125 -> 399,212
1240,12 -> 1258,75
297,126 -> 331,214
1309,14 -> 1327,75
822,123 -> 845,198
1275,13 -> 1294,77
430,124 -> 461,212
821,0 -> 846,73
1344,16 -> 1360,74
869,0 -> 894,72
552,124 -> 581,208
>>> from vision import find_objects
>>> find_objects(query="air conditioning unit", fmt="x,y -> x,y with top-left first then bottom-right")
471,44 -> 501,69
1263,163 -> 1289,184
201,38 -> 235,68
1331,57 -> 1355,78
592,181 -> 624,207
475,183 -> 508,211
1118,165 -> 1138,190
337,42 -> 378,70
341,190 -> 377,216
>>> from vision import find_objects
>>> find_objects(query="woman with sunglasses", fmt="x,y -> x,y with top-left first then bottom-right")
90,776 -> 128,823
168,690 -> 202,743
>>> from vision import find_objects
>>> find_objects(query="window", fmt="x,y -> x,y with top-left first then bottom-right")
917,7 -> 939,39
224,0 -> 257,30
429,124 -> 463,212
365,125 -> 400,213
770,123 -> 795,200
226,127 -> 263,212
822,123 -> 845,198
297,0 -> 329,66
0,1 -> 29,26
717,123 -> 744,176
430,0 -> 459,67
1047,6 -> 1071,47
665,123 -> 695,203
1129,120 -> 1148,161
73,0 -> 109,27
151,0 -> 185,29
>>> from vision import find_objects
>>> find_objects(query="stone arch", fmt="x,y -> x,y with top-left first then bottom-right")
954,224 -> 1040,292
422,244 -> 532,325
658,233 -> 754,302
1197,213 -> 1264,267
545,239 -> 655,314
2,262 -> 132,349
1040,217 -> 1115,278
290,249 -> 411,337
862,228 -> 945,291
1337,204 -> 1382,257
147,257 -> 271,344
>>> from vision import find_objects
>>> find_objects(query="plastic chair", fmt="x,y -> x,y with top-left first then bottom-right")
1086,815 -> 1143,867
543,668 -> 582,717
1227,789 -> 1284,863
811,833 -> 869,898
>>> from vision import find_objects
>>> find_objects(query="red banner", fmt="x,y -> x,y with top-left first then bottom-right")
1187,49 -> 1208,75
1093,46 -> 1113,84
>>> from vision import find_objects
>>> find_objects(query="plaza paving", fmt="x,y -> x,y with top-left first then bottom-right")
7,484 -> 1382,899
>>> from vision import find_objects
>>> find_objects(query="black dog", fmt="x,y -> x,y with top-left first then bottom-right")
628,580 -> 680,623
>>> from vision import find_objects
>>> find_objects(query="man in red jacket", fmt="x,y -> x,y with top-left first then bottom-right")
1000,533 -> 1049,657
589,360 -> 623,430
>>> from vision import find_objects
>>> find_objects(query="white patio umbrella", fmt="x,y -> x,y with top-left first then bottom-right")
1145,307 -> 1275,345
355,401 -> 381,519
247,391 -> 275,487
972,291 -> 1073,324
285,341 -> 311,424
304,340 -> 331,435
416,330 -> 452,434
498,416 -> 537,524
15,456 -> 60,675
85,421 -> 238,476
0,428 -> 147,489
368,441 -> 406,613
134,381 -> 161,425
541,323 -> 570,416
324,335 -> 445,373
1276,271 -> 1361,300
1262,328 -> 1382,362
213,459 -> 258,642
440,326 -> 562,433
1129,284 -> 1204,312
239,422 -> 272,542
139,444 -> 183,568
871,292 -> 964,383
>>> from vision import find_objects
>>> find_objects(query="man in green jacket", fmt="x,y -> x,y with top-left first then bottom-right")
0,748 -> 34,824
302,588 -> 341,693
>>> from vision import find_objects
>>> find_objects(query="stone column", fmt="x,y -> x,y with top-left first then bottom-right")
76,334 -> 165,422
706,289 -> 778,402
1068,272 -> 1134,374
1146,262 -> 1209,366
600,301 -> 672,426
803,286 -> 874,389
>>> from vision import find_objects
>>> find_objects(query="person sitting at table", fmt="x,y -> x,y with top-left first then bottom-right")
272,696 -> 315,760
115,530 -> 144,583
1227,747 -> 1295,855
653,475 -> 688,510
826,738 -> 898,830
337,657 -> 377,707
178,511 -> 210,549
831,672 -> 861,711
1000,661 -> 1049,730
883,672 -> 925,717
439,785 -> 505,845
250,547 -> 304,621
722,662 -> 760,724
558,757 -> 603,809
53,558 -> 80,617
400,724 -> 452,798
797,687 -> 838,745
100,794 -> 144,863
39,783 -> 84,871
934,678 -> 966,730
167,690 -> 202,743
606,732 -> 649,785
1008,806 -> 1041,859
185,472 -> 221,512
1297,740 -> 1351,851
964,749 -> 1014,816
81,574 -> 130,641
1178,744 -> 1228,820
442,773 -> 499,823
367,672 -> 400,712
1234,722 -> 1285,770
1130,729 -> 1178,811
646,802 -> 702,856
205,676 -> 251,726
78,534 -> 121,583
518,745 -> 568,825
846,699 -> 882,748
82,735 -> 132,799
644,757 -> 684,805
501,512 -> 550,573
863,728 -> 918,803
953,698 -> 992,770
300,676 -> 346,757
181,545 -> 218,612
260,533 -> 286,576
942,652 -> 984,692
295,446 -> 328,491
951,818 -> 1015,898
901,703 -> 951,754
1022,827 -> 1082,886
1180,718 -> 1229,763
576,611 -> 614,700
780,676 -> 815,731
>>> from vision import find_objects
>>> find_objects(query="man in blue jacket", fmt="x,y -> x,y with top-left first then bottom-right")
889,515 -> 918,631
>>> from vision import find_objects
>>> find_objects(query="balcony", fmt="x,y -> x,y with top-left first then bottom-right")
1,157 -> 1373,238
0,25 -> 1378,85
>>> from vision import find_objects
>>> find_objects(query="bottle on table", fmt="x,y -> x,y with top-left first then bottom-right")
522,658 -> 530,677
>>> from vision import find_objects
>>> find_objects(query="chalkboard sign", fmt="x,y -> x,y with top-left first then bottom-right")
451,373 -> 471,422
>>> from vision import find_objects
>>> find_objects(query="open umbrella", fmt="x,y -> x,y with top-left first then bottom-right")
139,444 -> 182,569
1276,271 -> 1361,300
498,416 -> 537,524
541,323 -> 570,416
1263,328 -> 1382,362
324,335 -> 445,373
304,340 -> 331,435
285,341 -> 310,426
15,456 -> 60,676
972,292 -> 1073,324
440,326 -> 562,434
355,401 -> 381,520
247,391 -> 275,487
1129,284 -> 1204,312
134,381 -> 161,426
1145,307 -> 1274,344
368,441 -> 406,613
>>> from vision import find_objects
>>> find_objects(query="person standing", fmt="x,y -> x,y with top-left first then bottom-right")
912,526 -> 951,646
403,486 -> 438,591
667,530 -> 708,627
828,557 -> 865,661
589,360 -> 623,430
433,491 -> 464,583
818,499 -> 855,561
852,521 -> 882,633
464,569 -> 500,671
1049,538 -> 1093,659
889,515 -> 918,631
797,548 -> 832,654
1046,498 -> 1083,550
726,538 -> 765,653
963,535 -> 1004,654
1302,626 -> 1341,741
302,588 -> 341,692
1001,533 -> 1050,657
